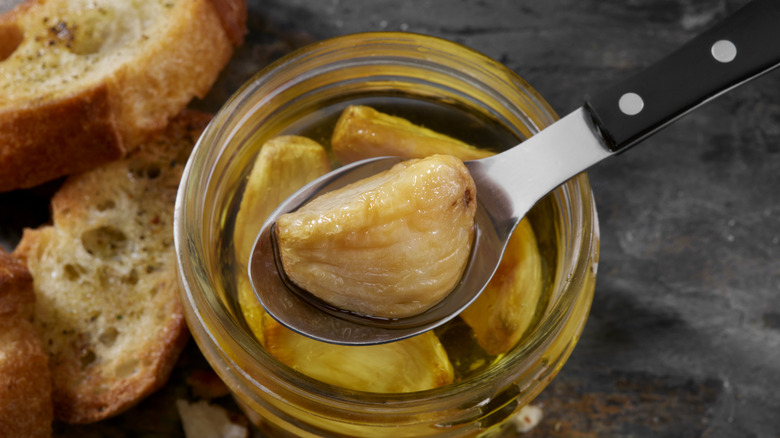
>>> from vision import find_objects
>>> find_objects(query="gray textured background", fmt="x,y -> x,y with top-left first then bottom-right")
1,0 -> 778,437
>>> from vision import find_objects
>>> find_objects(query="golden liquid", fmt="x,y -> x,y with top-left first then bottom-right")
218,94 -> 560,383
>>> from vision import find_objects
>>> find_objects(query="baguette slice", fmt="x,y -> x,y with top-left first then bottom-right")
0,249 -> 53,438
0,0 -> 246,192
13,111 -> 212,424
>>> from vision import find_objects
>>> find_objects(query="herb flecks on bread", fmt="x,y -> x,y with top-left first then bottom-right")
14,111 -> 212,424
0,0 -> 246,192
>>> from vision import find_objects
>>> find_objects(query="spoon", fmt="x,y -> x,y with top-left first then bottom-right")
249,0 -> 780,345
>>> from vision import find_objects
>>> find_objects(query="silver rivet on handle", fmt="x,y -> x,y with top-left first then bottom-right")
619,92 -> 644,116
711,39 -> 737,63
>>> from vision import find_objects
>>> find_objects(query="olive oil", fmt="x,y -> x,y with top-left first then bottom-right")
220,94 -> 558,384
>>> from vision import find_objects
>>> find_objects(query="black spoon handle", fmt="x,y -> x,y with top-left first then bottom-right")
585,0 -> 780,152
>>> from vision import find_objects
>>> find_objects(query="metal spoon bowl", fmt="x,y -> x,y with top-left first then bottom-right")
249,155 -> 505,345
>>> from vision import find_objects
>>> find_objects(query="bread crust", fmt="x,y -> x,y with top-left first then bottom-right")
0,250 -> 35,316
0,249 -> 53,438
210,0 -> 248,46
14,111 -> 212,424
0,84 -> 123,192
0,0 -> 246,192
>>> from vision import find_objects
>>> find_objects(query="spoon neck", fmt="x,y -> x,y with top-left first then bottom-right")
467,108 -> 613,232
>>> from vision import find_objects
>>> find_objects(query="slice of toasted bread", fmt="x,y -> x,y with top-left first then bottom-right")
0,0 -> 246,192
13,110 -> 212,424
0,249 -> 53,438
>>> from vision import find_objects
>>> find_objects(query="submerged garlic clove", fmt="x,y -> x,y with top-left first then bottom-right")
276,154 -> 477,319
232,135 -> 331,268
459,218 -> 544,355
237,273 -> 266,345
263,316 -> 454,392
233,135 -> 330,345
331,105 -> 494,164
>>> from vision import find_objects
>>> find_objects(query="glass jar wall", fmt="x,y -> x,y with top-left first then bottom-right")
175,32 -> 599,437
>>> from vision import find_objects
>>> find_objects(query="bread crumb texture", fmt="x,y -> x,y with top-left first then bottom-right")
13,111 -> 212,424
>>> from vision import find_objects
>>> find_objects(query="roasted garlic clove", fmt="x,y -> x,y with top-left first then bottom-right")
459,218 -> 543,355
237,273 -> 266,344
233,135 -> 331,268
234,135 -> 330,344
331,105 -> 494,164
331,108 -> 544,355
263,316 -> 454,392
276,154 -> 477,319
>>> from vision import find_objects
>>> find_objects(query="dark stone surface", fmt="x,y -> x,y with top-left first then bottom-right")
2,0 -> 778,436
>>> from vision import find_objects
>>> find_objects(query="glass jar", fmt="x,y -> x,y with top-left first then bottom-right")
174,32 -> 599,437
